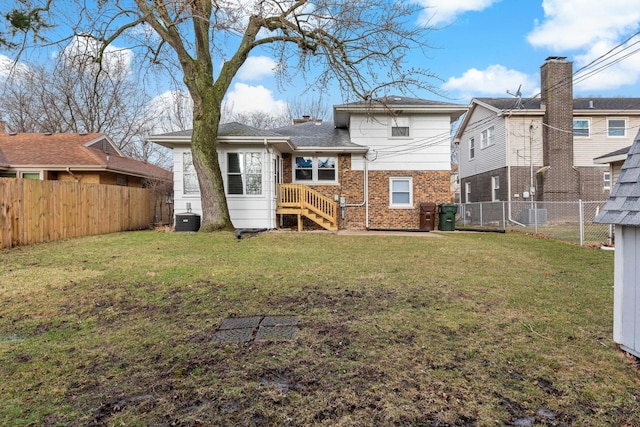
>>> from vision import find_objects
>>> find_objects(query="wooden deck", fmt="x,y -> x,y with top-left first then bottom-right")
276,184 -> 338,231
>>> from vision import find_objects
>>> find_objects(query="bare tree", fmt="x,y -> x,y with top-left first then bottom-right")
0,37 -> 170,166
5,0 -> 439,231
287,97 -> 329,122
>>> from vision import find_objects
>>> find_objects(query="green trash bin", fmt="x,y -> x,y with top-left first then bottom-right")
438,204 -> 458,231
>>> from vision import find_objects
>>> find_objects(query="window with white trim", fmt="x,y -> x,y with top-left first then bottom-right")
604,171 -> 611,190
391,116 -> 410,137
481,126 -> 495,148
294,155 -> 337,183
389,177 -> 413,208
183,152 -> 200,195
227,152 -> 262,195
465,182 -> 471,203
573,119 -> 590,137
491,176 -> 500,201
469,137 -> 475,159
607,118 -> 626,137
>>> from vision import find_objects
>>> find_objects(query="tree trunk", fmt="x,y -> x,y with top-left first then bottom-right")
190,91 -> 234,232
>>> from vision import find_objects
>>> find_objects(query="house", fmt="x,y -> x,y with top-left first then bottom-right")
0,129 -> 172,186
594,130 -> 640,358
455,57 -> 640,205
594,145 -> 630,188
148,96 -> 467,231
0,128 -> 174,225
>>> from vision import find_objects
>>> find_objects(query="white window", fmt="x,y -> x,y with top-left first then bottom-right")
465,182 -> 471,203
183,152 -> 200,195
481,126 -> 495,148
469,137 -> 475,159
391,116 -> 410,137
491,176 -> 500,201
227,152 -> 262,195
607,118 -> 626,137
21,172 -> 42,180
604,171 -> 611,190
573,119 -> 590,137
294,155 -> 337,183
389,177 -> 413,208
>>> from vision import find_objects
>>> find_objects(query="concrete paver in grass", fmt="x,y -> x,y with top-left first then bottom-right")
212,316 -> 297,343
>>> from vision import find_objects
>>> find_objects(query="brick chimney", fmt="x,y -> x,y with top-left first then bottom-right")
539,57 -> 580,202
293,115 -> 322,125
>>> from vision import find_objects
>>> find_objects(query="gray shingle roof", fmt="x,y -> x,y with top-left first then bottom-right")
272,121 -> 365,149
594,129 -> 640,226
476,97 -> 640,111
342,95 -> 463,108
152,121 -> 366,151
476,98 -> 542,110
153,122 -> 281,138
594,146 -> 631,162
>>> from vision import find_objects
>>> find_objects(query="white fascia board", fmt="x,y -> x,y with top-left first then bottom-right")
293,146 -> 369,154
593,154 -> 628,164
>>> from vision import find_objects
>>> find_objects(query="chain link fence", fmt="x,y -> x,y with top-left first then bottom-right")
455,201 -> 612,247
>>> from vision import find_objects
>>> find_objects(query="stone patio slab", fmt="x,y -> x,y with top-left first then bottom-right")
218,316 -> 263,330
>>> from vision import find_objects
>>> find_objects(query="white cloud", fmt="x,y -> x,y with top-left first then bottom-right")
413,0 -> 500,26
442,64 -> 538,99
237,56 -> 277,81
61,35 -> 134,77
526,1 -> 640,94
146,90 -> 194,134
223,83 -> 288,115
573,35 -> 640,93
527,0 -> 640,51
0,54 -> 29,80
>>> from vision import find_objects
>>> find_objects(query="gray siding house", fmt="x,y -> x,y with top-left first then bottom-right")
455,57 -> 640,204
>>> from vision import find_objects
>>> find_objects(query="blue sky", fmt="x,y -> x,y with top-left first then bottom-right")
2,0 -> 640,121
208,0 -> 640,116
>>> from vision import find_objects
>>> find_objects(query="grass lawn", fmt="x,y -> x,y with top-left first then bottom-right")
0,230 -> 638,426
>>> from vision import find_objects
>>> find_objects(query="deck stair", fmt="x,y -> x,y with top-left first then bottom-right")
276,184 -> 338,231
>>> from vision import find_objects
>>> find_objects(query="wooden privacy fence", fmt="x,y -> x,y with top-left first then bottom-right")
0,178 -> 151,249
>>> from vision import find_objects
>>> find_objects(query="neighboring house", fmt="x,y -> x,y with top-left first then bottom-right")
594,130 -> 640,359
0,129 -> 174,225
0,129 -> 172,186
149,96 -> 466,231
594,145 -> 630,189
450,164 -> 460,203
455,57 -> 640,205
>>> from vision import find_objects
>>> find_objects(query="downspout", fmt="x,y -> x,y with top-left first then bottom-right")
344,154 -> 369,228
506,116 -> 526,227
506,115 -> 512,221
66,167 -> 80,182
365,155 -> 369,228
264,138 -> 274,229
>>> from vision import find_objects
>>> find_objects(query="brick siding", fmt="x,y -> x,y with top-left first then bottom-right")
540,58 -> 580,201
280,153 -> 451,230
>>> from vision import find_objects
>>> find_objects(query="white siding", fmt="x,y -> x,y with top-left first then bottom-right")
225,148 -> 278,229
173,146 -> 203,218
458,105 -> 507,179
574,116 -> 640,167
172,145 -> 279,229
348,113 -> 452,171
613,225 -> 640,358
506,117 -> 544,168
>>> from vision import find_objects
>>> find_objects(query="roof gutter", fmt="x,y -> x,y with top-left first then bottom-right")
293,146 -> 369,154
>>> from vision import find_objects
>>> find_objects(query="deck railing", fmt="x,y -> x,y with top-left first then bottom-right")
276,183 -> 337,230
